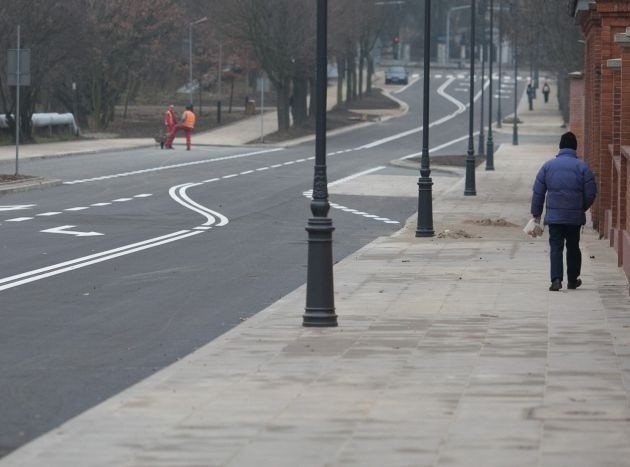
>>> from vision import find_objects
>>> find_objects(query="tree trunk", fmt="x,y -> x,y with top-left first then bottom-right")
229,78 -> 234,113
336,57 -> 344,108
358,51 -> 365,99
275,81 -> 291,131
367,55 -> 374,95
291,76 -> 308,127
352,59 -> 358,100
345,54 -> 353,104
308,76 -> 316,118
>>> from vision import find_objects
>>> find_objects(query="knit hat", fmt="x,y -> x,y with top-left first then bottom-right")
559,132 -> 578,150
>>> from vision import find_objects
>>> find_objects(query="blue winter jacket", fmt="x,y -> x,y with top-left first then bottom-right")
530,148 -> 597,225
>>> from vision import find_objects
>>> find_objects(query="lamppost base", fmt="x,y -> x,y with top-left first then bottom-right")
486,139 -> 495,171
303,308 -> 338,327
416,176 -> 434,237
303,216 -> 337,327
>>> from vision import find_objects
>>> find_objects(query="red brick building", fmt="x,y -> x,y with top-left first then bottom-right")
570,0 -> 630,285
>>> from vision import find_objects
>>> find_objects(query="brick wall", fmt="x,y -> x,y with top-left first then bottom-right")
574,1 -> 630,286
569,73 -> 584,152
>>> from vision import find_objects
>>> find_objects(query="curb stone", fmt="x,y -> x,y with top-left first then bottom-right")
0,177 -> 62,196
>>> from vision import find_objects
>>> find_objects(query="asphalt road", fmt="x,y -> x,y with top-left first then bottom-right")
0,70 -> 525,456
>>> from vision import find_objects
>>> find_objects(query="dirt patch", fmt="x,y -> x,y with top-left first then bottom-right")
465,218 -> 518,227
107,105 -> 248,139
437,229 -> 478,239
257,88 -> 399,144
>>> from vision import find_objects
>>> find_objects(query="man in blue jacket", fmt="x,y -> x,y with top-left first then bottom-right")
530,132 -> 597,291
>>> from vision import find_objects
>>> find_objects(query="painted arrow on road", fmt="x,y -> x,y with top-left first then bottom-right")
41,225 -> 104,237
0,204 -> 36,211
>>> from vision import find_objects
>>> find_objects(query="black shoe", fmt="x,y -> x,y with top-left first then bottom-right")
549,279 -> 562,291
567,279 -> 582,290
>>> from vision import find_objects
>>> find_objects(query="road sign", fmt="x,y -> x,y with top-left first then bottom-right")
7,48 -> 31,86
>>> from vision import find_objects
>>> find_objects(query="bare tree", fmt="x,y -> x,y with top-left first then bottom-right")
217,0 -> 315,131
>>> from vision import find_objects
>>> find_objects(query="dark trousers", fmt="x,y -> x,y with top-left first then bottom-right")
548,224 -> 582,282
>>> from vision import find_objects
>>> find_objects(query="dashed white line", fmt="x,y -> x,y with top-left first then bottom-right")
6,217 -> 33,222
222,174 -> 238,179
240,170 -> 254,175
65,207 -> 90,211
64,148 -> 284,185
91,202 -> 111,207
36,212 -> 62,217
112,198 -> 133,202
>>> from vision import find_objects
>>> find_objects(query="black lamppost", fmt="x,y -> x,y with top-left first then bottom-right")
465,0 -> 477,196
496,0 -> 503,129
485,0 -> 494,170
477,0 -> 486,157
512,29 -> 519,145
416,0 -> 434,237
303,0 -> 337,327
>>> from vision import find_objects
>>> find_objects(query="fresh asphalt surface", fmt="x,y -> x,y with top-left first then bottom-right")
0,70 -> 525,456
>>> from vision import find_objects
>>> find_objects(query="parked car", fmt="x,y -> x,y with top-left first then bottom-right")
385,66 -> 409,85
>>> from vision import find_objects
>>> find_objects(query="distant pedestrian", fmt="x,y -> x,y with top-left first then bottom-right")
542,82 -> 551,103
530,132 -> 597,291
162,105 -> 177,149
527,83 -> 534,111
165,105 -> 196,150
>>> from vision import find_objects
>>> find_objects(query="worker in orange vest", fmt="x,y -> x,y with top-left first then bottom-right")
162,105 -> 177,149
165,105 -> 196,150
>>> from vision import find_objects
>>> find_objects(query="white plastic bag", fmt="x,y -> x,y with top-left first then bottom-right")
523,218 -> 544,237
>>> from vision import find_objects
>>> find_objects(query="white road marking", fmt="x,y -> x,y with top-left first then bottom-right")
0,205 -> 35,212
402,131 -> 481,160
134,194 -> 153,198
91,202 -> 111,207
392,76 -> 420,94
6,217 -> 33,222
359,76 -> 467,149
222,174 -> 238,179
169,183 -> 229,227
301,166 -> 399,225
112,198 -> 133,202
255,167 -> 269,172
41,225 -> 104,237
0,230 -> 201,292
36,212 -> 62,217
328,166 -> 386,187
65,207 -> 89,211
64,148 -> 284,185
240,170 -> 254,175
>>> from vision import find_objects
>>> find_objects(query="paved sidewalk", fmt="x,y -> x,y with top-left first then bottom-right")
2,84 -> 630,466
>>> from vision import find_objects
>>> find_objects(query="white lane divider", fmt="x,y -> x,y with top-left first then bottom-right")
0,205 -> 35,212
63,148 -> 284,185
359,76 -> 480,150
1,194 -> 154,226
302,166 -> 399,225
0,230 -> 201,292
169,183 -> 229,227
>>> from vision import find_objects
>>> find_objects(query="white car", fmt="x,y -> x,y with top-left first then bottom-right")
385,66 -> 409,85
